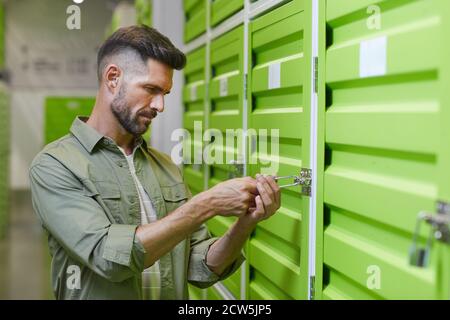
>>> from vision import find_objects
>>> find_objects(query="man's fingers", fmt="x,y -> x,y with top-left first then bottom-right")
254,195 -> 264,215
265,175 -> 281,207
256,174 -> 275,211
266,176 -> 281,207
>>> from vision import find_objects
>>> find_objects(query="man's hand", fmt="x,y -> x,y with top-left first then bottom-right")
195,177 -> 258,219
204,174 -> 281,276
243,174 -> 281,224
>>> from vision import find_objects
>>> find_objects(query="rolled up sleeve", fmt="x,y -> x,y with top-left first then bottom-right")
187,224 -> 245,288
29,154 -> 145,283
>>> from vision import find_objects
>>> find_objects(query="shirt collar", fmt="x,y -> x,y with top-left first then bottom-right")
70,116 -> 149,154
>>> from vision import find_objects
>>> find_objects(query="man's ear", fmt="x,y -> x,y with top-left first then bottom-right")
104,64 -> 121,92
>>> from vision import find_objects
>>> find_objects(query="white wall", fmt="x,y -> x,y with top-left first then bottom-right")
6,0 -> 116,190
150,0 -> 184,156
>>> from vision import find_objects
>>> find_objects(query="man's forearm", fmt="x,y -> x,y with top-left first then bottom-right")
206,217 -> 256,276
136,192 -> 215,268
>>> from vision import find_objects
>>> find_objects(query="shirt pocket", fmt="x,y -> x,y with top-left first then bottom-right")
160,182 -> 189,214
86,180 -> 124,223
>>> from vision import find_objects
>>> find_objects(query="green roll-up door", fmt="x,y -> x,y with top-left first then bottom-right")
206,25 -> 245,299
184,0 -> 207,43
183,46 -> 206,196
0,84 -> 9,238
45,97 -> 95,145
183,46 -> 207,299
317,0 -> 449,300
136,0 -> 152,27
210,0 -> 244,27
440,0 -> 450,299
206,286 -> 223,300
247,0 -> 311,300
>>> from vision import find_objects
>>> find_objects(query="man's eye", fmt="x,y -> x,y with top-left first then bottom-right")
145,87 -> 158,94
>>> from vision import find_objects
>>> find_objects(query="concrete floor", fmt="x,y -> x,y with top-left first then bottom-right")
0,191 -> 52,299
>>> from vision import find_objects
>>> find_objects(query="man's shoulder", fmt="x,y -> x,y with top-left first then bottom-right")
145,145 -> 174,165
30,134 -> 83,169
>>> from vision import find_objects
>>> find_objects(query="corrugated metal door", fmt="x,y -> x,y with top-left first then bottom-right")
44,97 -> 94,145
210,0 -> 244,27
247,0 -> 311,299
319,0 -> 448,300
135,0 -> 152,27
206,25 -> 245,299
183,46 -> 207,197
184,0 -> 207,43
437,0 -> 450,300
183,46 -> 207,300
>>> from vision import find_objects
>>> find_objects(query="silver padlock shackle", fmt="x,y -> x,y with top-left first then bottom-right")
274,175 -> 302,189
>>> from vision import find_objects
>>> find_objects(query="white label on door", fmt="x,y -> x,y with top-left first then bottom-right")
268,62 -> 281,90
190,84 -> 197,101
359,36 -> 387,78
220,77 -> 228,97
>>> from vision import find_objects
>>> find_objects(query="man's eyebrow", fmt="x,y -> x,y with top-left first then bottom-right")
143,83 -> 171,94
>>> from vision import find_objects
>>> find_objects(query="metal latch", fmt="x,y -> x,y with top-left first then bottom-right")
409,201 -> 450,268
274,168 -> 312,196
228,160 -> 244,179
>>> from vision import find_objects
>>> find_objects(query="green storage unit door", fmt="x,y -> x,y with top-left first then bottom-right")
206,286 -> 223,300
0,84 -> 9,238
210,0 -> 244,27
247,0 -> 310,300
319,0 -> 449,300
135,0 -> 152,27
183,46 -> 206,196
184,0 -> 207,43
45,97 -> 95,145
206,25 -> 245,299
183,47 -> 207,299
440,0 -> 450,299
188,285 -> 204,300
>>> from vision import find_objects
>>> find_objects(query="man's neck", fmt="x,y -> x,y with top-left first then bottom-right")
86,102 -> 136,155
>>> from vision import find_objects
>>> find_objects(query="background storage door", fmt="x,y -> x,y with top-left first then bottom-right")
183,46 -> 207,197
210,0 -> 244,27
318,0 -> 449,300
183,46 -> 207,300
440,0 -> 450,299
44,97 -> 95,145
135,0 -> 152,27
207,25 -> 245,299
184,0 -> 207,43
247,0 -> 311,300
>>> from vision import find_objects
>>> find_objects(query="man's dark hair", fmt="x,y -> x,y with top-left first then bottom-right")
97,25 -> 186,81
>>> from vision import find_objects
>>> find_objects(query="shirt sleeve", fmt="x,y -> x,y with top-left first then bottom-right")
187,223 -> 246,289
29,154 -> 146,283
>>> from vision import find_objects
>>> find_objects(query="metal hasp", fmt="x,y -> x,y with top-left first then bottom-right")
228,159 -> 244,179
409,201 -> 450,268
274,168 -> 312,196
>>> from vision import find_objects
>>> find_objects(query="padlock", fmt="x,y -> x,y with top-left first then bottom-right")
274,175 -> 303,188
409,212 -> 434,268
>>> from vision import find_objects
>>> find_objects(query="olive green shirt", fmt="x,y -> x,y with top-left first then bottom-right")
29,117 -> 244,300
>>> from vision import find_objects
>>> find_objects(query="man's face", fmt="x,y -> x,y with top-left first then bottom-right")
111,58 -> 173,137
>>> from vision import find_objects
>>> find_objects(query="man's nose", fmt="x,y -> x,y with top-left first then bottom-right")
150,94 -> 164,113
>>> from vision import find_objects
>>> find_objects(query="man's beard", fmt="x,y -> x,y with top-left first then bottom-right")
111,85 -> 155,137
